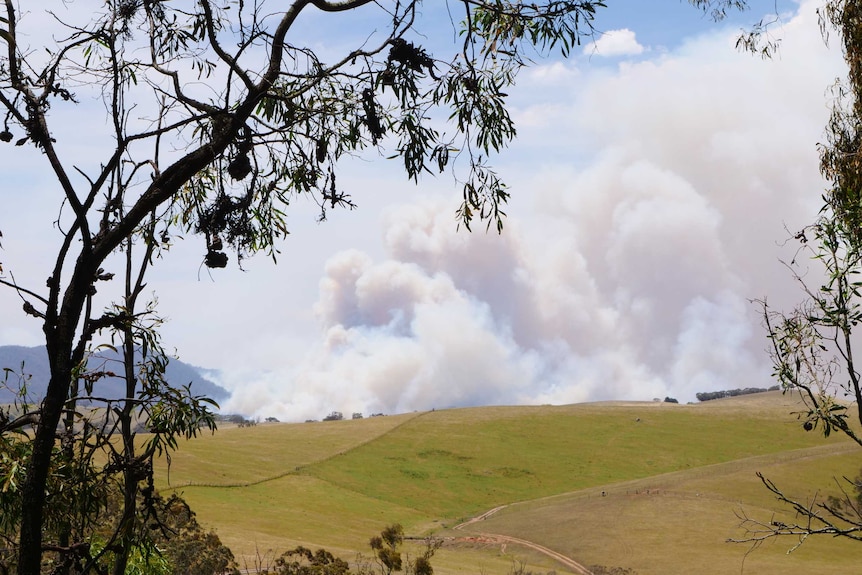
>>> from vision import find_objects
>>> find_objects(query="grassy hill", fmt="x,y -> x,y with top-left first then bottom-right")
152,392 -> 862,574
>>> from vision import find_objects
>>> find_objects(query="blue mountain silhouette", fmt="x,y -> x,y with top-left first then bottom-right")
0,345 -> 229,406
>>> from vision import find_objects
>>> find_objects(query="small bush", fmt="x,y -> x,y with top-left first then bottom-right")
589,566 -> 637,575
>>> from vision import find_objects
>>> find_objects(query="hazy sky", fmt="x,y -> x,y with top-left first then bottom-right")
0,1 -> 846,421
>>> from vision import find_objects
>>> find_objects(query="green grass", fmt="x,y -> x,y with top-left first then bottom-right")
151,393 -> 862,574
303,400 -> 842,520
154,412 -> 419,487
172,474 -> 430,562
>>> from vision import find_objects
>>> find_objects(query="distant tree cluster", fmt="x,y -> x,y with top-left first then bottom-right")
663,397 -> 679,404
219,414 -> 258,427
323,411 -> 366,420
695,386 -> 780,402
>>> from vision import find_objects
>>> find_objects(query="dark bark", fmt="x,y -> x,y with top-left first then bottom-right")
13,3 -> 295,567
15,142 -> 232,575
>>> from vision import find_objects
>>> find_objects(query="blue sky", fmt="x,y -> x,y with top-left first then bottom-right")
0,1 -> 845,420
599,0 -> 791,46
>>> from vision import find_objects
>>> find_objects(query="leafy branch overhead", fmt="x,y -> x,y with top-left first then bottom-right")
1,1 -> 608,276
738,0 -> 862,553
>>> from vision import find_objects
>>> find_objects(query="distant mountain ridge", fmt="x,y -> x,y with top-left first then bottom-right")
0,345 -> 229,405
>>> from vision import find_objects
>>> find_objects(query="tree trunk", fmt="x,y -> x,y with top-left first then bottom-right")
18,369 -> 71,575
18,259 -> 92,575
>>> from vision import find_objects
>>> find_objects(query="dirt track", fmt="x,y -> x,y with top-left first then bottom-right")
452,505 -> 594,575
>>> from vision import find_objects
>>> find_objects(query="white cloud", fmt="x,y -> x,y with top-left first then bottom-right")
584,28 -> 645,57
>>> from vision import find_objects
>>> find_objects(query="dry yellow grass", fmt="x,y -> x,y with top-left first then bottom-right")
469,442 -> 861,574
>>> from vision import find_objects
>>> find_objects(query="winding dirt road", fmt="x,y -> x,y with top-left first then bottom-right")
452,505 -> 594,575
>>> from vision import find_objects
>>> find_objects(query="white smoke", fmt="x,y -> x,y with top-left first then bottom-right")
219,0 -> 845,421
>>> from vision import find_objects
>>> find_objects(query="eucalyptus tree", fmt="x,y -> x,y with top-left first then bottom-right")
744,0 -> 862,550
0,1 -> 749,574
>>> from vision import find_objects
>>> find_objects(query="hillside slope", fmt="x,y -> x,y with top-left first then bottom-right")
154,393 -> 861,575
